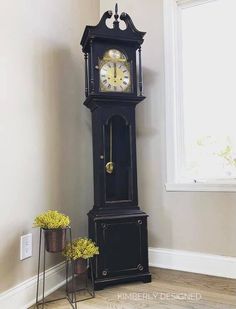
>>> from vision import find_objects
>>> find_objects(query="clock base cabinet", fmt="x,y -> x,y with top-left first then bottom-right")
88,213 -> 152,290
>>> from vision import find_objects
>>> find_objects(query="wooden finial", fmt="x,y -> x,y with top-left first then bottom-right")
114,3 -> 119,22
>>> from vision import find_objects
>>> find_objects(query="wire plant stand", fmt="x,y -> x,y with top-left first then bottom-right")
35,227 -> 95,309
66,258 -> 95,306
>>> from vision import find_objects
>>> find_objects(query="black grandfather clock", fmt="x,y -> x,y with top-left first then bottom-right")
80,4 -> 151,290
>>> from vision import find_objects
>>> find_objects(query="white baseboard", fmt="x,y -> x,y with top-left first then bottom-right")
0,261 -> 66,309
149,247 -> 236,279
1,249 -> 235,308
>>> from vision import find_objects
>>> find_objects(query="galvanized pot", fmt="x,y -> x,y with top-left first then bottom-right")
44,228 -> 67,253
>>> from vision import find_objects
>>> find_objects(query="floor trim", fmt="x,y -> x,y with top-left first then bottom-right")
0,261 -> 66,309
149,247 -> 236,279
1,248 -> 236,308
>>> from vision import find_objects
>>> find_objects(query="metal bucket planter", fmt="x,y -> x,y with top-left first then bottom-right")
73,258 -> 88,274
44,228 -> 67,253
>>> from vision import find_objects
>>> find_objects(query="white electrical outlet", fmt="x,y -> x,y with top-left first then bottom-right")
20,233 -> 32,260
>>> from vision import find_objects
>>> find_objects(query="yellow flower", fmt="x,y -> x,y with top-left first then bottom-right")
33,210 -> 70,229
63,237 -> 99,260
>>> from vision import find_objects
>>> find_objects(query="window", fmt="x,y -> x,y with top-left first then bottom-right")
164,0 -> 236,191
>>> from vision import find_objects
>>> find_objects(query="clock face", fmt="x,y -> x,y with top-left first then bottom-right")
99,49 -> 131,93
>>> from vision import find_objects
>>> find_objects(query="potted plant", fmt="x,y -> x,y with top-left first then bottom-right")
63,237 -> 99,274
34,210 -> 70,253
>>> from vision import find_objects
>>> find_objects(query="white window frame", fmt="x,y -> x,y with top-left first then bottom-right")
164,0 -> 236,192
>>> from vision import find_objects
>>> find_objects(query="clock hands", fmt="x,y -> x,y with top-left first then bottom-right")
105,122 -> 114,174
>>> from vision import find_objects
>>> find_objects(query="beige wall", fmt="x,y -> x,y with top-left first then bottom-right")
100,0 -> 236,257
1,0 -> 235,296
0,0 -> 99,293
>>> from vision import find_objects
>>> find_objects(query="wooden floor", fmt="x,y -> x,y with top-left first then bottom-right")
30,267 -> 236,309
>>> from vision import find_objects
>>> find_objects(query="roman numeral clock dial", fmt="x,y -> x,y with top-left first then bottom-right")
99,49 -> 131,92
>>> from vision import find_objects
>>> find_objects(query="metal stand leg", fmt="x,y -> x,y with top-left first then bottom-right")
66,260 -> 69,294
42,233 -> 46,308
90,259 -> 95,297
66,228 -> 78,309
36,228 -> 42,307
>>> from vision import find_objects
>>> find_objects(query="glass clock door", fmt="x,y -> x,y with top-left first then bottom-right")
104,115 -> 132,202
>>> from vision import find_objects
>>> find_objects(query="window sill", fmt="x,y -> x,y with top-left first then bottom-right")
165,182 -> 236,192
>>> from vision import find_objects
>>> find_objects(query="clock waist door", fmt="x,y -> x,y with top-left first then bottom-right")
92,106 -> 138,209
